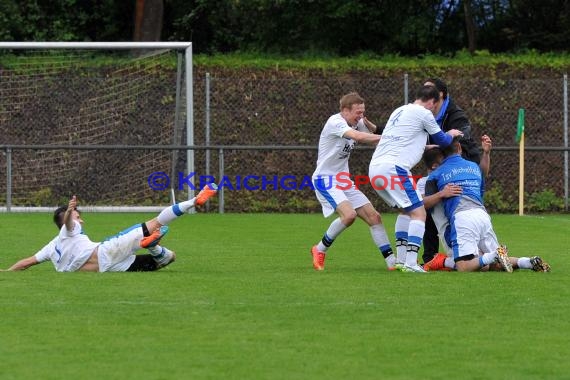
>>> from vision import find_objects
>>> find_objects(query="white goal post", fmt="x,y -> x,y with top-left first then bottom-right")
0,41 -> 195,213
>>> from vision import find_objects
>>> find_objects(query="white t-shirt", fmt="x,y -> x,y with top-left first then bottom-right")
370,103 -> 442,170
35,221 -> 99,272
312,113 -> 368,178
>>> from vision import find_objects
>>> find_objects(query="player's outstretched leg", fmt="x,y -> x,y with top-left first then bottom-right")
156,183 -> 218,226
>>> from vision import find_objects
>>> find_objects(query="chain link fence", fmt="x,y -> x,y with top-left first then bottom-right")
1,58 -> 568,213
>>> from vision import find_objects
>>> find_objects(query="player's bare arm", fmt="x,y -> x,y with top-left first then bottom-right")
5,256 -> 39,271
423,184 -> 463,209
343,129 -> 381,145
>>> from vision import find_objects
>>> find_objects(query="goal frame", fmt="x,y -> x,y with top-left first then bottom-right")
0,41 -> 194,212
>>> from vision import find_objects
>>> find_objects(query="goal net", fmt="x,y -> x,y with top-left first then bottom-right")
0,42 -> 193,211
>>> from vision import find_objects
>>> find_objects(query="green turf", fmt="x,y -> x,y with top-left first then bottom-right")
1,212 -> 569,379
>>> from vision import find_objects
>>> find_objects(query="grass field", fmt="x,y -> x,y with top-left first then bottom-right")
1,212 -> 569,379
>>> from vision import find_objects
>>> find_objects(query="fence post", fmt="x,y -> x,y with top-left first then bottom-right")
171,51 -> 184,206
6,147 -> 12,212
563,74 -> 568,211
206,73 -> 211,179
185,45 -> 195,203
205,72 -> 212,212
219,148 -> 224,214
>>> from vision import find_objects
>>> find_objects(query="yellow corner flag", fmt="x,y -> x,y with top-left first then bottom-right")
517,108 -> 525,215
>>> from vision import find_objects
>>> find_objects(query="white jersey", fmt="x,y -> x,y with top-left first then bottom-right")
370,103 -> 442,170
35,220 -> 99,272
312,113 -> 368,178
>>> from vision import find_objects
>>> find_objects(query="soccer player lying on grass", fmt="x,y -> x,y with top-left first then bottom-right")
420,139 -> 550,272
2,184 -> 217,273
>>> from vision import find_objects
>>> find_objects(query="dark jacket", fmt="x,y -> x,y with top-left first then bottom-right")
431,98 -> 481,164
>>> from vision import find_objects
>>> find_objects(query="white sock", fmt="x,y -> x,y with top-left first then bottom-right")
517,257 -> 532,269
148,245 -> 164,258
370,224 -> 395,267
395,214 -> 410,264
444,257 -> 456,269
480,251 -> 497,266
369,224 -> 393,254
385,253 -> 396,268
149,246 -> 173,265
156,198 -> 196,225
317,218 -> 347,252
405,219 -> 425,267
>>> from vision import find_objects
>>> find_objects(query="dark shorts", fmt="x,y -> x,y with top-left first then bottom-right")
126,254 -> 159,272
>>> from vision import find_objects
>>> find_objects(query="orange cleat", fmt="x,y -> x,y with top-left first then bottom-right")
196,183 -> 218,206
311,245 -> 326,271
141,226 -> 169,248
423,253 -> 447,271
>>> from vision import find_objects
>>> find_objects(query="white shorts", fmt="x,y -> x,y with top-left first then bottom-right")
313,176 -> 370,217
368,163 -> 423,212
97,224 -> 142,272
450,209 -> 499,260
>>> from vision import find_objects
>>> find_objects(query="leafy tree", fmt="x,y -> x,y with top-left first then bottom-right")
2,0 -> 570,55
504,0 -> 570,52
0,0 -> 133,42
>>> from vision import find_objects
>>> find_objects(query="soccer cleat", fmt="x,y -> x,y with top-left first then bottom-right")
140,226 -> 169,248
393,263 -> 405,272
155,247 -> 176,269
195,183 -> 218,206
530,256 -> 551,272
402,264 -> 427,273
423,253 -> 447,271
495,245 -> 513,273
311,245 -> 326,271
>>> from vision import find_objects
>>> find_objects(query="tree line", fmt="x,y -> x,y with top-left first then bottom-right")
1,0 -> 569,56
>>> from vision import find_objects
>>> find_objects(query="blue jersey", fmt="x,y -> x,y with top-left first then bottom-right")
426,154 -> 485,220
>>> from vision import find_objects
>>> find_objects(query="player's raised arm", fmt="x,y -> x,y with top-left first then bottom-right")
480,134 -> 492,177
63,195 -> 77,232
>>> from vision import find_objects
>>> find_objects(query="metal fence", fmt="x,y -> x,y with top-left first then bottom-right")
1,68 -> 569,213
